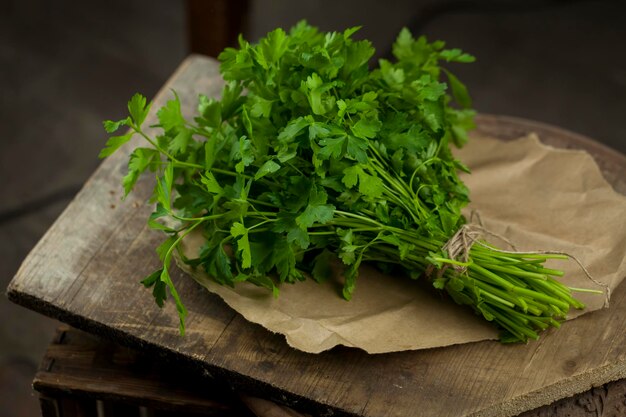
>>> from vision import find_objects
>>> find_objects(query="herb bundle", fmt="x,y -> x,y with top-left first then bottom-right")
102,22 -> 586,343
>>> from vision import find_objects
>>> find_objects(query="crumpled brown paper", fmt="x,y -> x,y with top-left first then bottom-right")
177,134 -> 626,354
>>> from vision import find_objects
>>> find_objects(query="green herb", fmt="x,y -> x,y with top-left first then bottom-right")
103,22 -> 587,342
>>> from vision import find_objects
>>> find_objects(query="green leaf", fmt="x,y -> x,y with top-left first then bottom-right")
234,136 -> 254,173
295,186 -> 335,228
204,139 -> 217,169
421,100 -> 445,132
198,95 -> 222,128
273,212 -> 310,248
167,128 -> 192,155
416,78 -> 447,102
278,117 -> 309,143
103,117 -> 130,133
203,244 -> 234,284
271,239 -> 301,283
220,82 -> 244,119
440,48 -> 475,63
341,165 -> 383,199
159,267 -> 187,335
318,136 -> 345,160
254,160 -> 281,180
156,162 -> 174,209
148,204 -> 176,232
140,266 -> 186,333
342,39 -> 375,76
257,27 -> 289,68
343,26 -> 361,40
308,122 -> 330,140
99,133 -> 133,158
302,73 -> 335,115
230,222 -> 252,268
241,106 -> 253,138
346,135 -> 369,163
156,235 -> 178,262
311,249 -> 335,283
140,269 -> 162,288
357,171 -> 384,199
152,280 -> 168,308
351,118 -> 381,139
250,96 -> 273,118
157,92 -> 185,132
247,273 -> 279,294
201,172 -> 223,195
230,222 -> 246,237
342,165 -> 360,188
296,203 -> 335,229
391,28 -> 415,61
444,69 -> 472,109
222,199 -> 250,221
433,277 -> 447,290
123,147 -> 159,196
128,93 -> 151,127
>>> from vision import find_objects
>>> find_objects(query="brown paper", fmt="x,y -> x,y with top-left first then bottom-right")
177,134 -> 626,354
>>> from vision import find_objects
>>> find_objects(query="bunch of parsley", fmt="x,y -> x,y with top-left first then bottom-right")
103,22 -> 585,343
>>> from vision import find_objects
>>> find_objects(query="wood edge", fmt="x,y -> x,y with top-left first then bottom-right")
3,55 -> 214,295
473,360 -> 626,417
183,53 -> 219,66
7,288 -> 356,417
4,54 -> 221,314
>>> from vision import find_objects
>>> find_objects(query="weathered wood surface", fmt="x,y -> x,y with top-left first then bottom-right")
7,55 -> 626,417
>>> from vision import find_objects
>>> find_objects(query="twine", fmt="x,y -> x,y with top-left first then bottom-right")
428,212 -> 610,308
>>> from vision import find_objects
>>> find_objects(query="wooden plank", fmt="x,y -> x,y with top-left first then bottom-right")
33,326 -> 247,415
7,55 -> 626,417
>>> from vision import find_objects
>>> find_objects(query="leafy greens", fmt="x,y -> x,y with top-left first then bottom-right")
103,22 -> 586,343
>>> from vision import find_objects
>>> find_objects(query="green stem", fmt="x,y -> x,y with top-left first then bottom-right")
136,129 -> 204,170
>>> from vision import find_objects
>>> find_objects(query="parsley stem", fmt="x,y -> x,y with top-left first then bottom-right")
430,257 -> 471,267
172,213 -> 227,222
135,129 -> 204,170
210,168 -> 282,188
246,198 -> 279,208
568,287 -> 603,294
334,210 -> 383,226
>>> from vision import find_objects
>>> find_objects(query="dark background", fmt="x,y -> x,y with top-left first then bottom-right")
1,0 -> 625,415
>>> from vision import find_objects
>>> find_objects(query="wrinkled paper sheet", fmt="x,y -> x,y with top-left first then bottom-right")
177,134 -> 626,354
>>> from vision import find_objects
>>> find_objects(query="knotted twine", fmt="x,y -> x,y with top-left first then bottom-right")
426,211 -> 611,308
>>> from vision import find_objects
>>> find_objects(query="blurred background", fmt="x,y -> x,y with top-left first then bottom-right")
1,0 -> 625,415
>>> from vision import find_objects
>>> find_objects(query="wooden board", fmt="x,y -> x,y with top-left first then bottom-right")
7,55 -> 626,417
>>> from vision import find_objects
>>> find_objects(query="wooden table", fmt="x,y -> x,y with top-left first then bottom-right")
8,55 -> 626,417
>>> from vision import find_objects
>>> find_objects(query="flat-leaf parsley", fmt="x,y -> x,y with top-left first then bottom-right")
103,22 -> 588,342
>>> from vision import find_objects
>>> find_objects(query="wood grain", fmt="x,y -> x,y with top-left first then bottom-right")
7,55 -> 626,417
